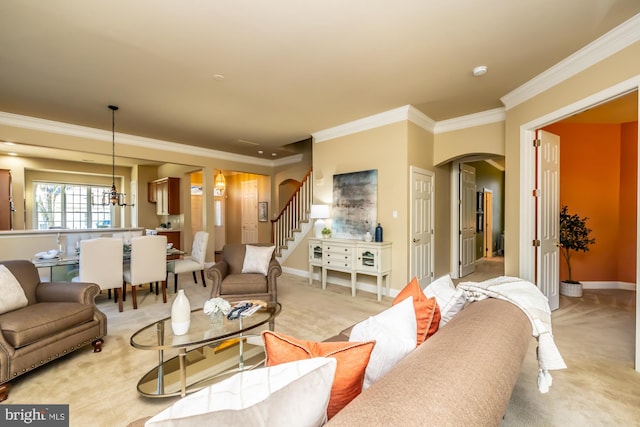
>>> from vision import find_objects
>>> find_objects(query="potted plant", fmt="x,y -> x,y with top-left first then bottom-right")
321,227 -> 332,239
559,205 -> 595,297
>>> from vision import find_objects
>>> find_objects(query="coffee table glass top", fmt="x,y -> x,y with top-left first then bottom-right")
130,303 -> 281,350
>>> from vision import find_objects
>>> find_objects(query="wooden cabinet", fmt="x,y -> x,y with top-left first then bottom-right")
0,169 -> 12,230
309,238 -> 392,301
157,230 -> 181,251
151,177 -> 180,215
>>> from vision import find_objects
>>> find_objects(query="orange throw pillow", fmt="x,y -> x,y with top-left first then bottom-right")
262,331 -> 375,419
393,277 -> 441,345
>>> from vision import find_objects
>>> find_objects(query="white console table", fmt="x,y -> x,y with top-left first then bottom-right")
308,238 -> 392,301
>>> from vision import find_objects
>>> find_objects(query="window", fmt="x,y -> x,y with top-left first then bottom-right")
34,182 -> 112,230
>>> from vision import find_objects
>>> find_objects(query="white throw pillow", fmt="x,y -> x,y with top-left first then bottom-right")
423,274 -> 467,328
0,265 -> 28,315
242,245 -> 276,275
145,357 -> 337,427
349,296 -> 416,389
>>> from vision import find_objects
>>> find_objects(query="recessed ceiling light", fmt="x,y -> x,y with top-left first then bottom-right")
271,153 -> 277,157
472,65 -> 487,77
213,74 -> 225,81
7,152 -> 18,156
258,150 -> 264,155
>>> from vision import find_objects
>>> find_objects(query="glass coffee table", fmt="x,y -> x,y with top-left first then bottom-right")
130,303 -> 281,398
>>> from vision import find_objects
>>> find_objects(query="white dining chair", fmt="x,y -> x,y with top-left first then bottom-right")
123,235 -> 168,310
167,231 -> 209,292
72,237 -> 125,311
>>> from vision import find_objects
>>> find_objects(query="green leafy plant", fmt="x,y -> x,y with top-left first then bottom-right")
559,205 -> 595,283
321,227 -> 332,236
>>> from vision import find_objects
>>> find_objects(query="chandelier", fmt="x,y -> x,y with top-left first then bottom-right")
214,171 -> 226,196
95,105 -> 134,207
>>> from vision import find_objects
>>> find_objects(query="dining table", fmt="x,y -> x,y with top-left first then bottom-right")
32,247 -> 186,282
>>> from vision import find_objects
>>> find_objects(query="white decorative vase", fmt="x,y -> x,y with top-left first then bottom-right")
560,281 -> 583,297
171,289 -> 191,335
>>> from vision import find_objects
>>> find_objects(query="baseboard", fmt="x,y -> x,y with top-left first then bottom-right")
581,281 -> 636,291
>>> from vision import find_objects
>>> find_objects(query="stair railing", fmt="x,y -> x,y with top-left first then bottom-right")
271,169 -> 313,256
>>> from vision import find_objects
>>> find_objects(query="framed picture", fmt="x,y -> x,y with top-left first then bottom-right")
258,202 -> 268,222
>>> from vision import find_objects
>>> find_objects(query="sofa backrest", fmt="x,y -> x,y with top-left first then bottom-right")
0,260 -> 42,305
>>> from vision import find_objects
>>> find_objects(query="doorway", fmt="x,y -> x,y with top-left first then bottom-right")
520,85 -> 639,371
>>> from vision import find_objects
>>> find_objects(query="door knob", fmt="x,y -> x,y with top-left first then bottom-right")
413,238 -> 420,243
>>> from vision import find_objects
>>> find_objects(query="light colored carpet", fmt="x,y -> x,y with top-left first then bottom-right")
4,265 -> 640,426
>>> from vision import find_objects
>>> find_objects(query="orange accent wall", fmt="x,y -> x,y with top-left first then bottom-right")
544,121 -> 637,283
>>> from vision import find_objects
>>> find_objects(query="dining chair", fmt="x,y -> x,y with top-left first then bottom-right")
72,237 -> 125,311
167,231 -> 209,292
123,235 -> 168,310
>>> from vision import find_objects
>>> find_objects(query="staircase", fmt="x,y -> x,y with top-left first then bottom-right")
271,169 -> 313,263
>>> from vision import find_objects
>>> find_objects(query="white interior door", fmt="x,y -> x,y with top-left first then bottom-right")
241,180 -> 258,243
459,164 -> 476,277
410,167 -> 434,288
537,130 -> 560,311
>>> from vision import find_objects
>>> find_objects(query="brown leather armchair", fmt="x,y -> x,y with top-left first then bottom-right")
0,260 -> 107,401
207,243 -> 281,307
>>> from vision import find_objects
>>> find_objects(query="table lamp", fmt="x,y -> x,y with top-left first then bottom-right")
310,204 -> 330,238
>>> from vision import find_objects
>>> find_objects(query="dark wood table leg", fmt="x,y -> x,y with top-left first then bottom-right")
0,383 -> 10,402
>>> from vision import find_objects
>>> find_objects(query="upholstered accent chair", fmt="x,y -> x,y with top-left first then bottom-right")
167,231 -> 209,292
0,260 -> 107,402
207,243 -> 281,308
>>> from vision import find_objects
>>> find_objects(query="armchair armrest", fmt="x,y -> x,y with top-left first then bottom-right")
36,281 -> 101,305
266,259 -> 282,306
207,260 -> 229,298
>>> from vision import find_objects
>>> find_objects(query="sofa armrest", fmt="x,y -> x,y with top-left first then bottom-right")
35,281 -> 100,305
207,261 -> 229,298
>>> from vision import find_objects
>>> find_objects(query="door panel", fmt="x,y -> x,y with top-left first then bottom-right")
410,168 -> 434,288
460,164 -> 476,277
241,180 -> 258,244
538,130 -> 560,311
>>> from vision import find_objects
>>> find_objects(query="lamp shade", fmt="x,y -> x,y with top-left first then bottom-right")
310,204 -> 330,219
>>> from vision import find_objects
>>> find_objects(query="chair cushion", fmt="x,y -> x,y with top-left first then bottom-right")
221,274 -> 268,294
0,302 -> 95,348
171,259 -> 202,274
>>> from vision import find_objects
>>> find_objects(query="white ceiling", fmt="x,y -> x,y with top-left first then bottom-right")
1,1 -> 639,159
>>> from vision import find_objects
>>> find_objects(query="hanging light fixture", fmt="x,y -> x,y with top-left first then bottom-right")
214,171 -> 226,196
95,105 -> 134,207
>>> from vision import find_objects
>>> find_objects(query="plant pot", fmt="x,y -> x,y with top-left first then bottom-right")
560,281 -> 583,297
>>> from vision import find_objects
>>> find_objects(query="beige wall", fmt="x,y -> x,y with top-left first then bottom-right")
434,121 -> 504,166
307,122 -> 410,292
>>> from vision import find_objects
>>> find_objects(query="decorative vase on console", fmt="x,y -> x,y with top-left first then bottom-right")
171,289 -> 191,335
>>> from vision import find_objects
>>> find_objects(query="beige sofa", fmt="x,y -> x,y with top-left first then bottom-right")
326,298 -> 531,426
0,260 -> 107,401
130,297 -> 530,426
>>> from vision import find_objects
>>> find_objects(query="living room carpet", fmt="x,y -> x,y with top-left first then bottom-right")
3,271 -> 639,426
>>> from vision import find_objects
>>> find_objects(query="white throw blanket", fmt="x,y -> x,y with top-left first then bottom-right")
458,276 -> 567,393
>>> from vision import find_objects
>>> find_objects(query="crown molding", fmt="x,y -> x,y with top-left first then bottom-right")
312,105 -> 435,143
501,13 -> 640,110
433,108 -> 505,134
0,111 -> 291,167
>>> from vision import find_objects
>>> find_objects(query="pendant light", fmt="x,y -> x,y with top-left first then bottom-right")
215,171 -> 226,196
95,105 -> 134,207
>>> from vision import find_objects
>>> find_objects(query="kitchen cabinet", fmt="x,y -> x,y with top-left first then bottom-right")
157,230 -> 181,251
309,238 -> 392,301
152,177 -> 180,215
147,181 -> 157,203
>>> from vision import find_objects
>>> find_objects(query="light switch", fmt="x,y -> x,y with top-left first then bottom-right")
392,210 -> 398,219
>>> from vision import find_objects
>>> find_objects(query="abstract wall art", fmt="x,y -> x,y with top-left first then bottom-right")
331,169 -> 377,239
